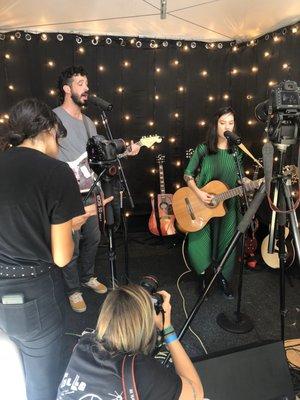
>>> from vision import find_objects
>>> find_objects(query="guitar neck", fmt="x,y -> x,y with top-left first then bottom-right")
118,141 -> 142,159
159,164 -> 166,196
215,179 -> 264,202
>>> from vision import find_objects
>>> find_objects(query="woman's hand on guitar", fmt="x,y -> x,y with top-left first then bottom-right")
196,189 -> 213,205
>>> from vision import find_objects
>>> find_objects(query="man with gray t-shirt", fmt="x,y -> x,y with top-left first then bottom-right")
54,66 -> 109,313
54,66 -> 140,313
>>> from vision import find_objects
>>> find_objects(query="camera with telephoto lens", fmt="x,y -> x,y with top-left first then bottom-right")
140,275 -> 164,315
255,80 -> 300,145
86,135 -> 126,176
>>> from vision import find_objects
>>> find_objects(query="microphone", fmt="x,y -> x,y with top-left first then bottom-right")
88,95 -> 113,112
224,131 -> 242,145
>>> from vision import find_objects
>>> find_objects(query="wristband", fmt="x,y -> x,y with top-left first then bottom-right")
164,333 -> 178,345
163,325 -> 174,335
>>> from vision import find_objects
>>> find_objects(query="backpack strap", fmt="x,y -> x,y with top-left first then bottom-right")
121,354 -> 140,400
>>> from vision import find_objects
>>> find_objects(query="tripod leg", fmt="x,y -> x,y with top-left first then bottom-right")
283,184 -> 300,266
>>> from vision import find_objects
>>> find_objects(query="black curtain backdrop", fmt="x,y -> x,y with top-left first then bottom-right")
0,28 -> 299,217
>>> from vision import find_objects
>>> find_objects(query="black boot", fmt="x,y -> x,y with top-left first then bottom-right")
218,274 -> 234,299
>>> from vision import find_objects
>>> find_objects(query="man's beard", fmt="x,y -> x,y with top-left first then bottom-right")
71,92 -> 88,107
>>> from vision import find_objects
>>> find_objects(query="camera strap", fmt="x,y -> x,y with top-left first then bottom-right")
121,354 -> 140,400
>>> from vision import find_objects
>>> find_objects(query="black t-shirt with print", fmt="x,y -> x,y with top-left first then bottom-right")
57,333 -> 182,400
0,147 -> 84,267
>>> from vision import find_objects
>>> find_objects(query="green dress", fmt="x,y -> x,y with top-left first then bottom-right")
184,144 -> 242,279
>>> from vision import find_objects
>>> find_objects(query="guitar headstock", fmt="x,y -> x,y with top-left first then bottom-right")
140,135 -> 162,148
157,154 -> 165,165
185,148 -> 194,159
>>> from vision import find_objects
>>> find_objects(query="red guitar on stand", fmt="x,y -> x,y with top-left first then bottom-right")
148,154 -> 176,236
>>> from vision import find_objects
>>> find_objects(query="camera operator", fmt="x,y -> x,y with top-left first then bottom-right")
54,66 -> 139,313
0,98 -> 89,400
57,284 -> 204,400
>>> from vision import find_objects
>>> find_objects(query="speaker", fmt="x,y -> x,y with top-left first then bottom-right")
193,341 -> 294,400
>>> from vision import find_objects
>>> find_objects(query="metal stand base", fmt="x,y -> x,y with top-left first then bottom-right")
216,311 -> 254,334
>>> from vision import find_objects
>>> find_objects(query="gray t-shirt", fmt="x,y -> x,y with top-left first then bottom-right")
53,106 -> 97,192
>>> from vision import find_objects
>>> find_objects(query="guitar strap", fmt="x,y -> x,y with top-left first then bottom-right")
154,196 -> 163,236
82,114 -> 93,140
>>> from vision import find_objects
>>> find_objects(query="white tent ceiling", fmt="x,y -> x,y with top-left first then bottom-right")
0,0 -> 300,42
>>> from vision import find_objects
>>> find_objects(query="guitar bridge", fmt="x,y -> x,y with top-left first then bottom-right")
185,197 -> 195,220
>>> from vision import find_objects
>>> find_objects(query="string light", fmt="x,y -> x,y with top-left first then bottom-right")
268,80 -> 276,86
274,157 -> 278,161
149,192 -> 154,198
41,33 -> 48,41
223,94 -> 229,100
200,70 -> 208,77
4,114 -> 9,119
47,60 -> 54,67
117,86 -> 124,93
98,65 -> 105,71
273,35 -> 280,42
246,94 -> 253,100
247,120 -> 254,125
10,35 -> 15,41
251,66 -> 258,73
282,63 -> 289,70
173,59 -> 179,66
49,89 -> 55,96
125,212 -> 130,217
148,121 -> 154,126
175,183 -> 181,189
178,86 -> 184,92
124,114 -> 130,121
264,51 -> 270,58
231,68 -> 238,75
0,118 -> 4,123
155,67 -> 161,73
8,84 -> 14,91
245,170 -> 250,175
232,45 -> 238,52
154,94 -> 160,100
169,137 -> 176,143
174,113 -> 179,119
123,60 -> 130,67
199,120 -> 206,126
175,161 -> 181,167
292,26 -> 298,33
151,168 -> 156,174
78,46 -> 85,54
208,96 -> 214,101
4,53 -> 11,60
94,120 -> 99,126
183,45 -> 189,51
263,138 -> 268,143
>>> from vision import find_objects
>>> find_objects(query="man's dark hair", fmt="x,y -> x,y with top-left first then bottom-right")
205,106 -> 236,154
0,98 -> 66,150
57,65 -> 88,103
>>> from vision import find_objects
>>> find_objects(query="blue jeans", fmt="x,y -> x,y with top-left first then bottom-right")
0,268 -> 66,400
62,214 -> 101,295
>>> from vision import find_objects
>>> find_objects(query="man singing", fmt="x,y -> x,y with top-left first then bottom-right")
54,66 -> 139,312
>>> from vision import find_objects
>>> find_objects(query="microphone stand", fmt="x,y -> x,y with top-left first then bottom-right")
100,110 -> 134,286
216,139 -> 254,333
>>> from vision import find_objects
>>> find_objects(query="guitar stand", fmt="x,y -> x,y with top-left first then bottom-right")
162,184 -> 267,366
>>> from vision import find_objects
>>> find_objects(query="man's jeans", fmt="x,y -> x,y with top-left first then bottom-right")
62,214 -> 101,295
0,268 -> 66,400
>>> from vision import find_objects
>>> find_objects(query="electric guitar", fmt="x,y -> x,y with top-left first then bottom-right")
148,154 -> 176,236
172,178 -> 264,233
68,135 -> 162,192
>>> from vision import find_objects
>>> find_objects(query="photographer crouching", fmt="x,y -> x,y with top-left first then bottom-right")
57,284 -> 204,400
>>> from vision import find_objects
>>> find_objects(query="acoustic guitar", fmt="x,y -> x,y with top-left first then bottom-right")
148,154 -> 176,236
172,178 -> 264,233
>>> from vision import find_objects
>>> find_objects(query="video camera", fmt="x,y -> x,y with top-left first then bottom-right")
140,275 -> 164,315
255,80 -> 300,145
86,135 -> 126,177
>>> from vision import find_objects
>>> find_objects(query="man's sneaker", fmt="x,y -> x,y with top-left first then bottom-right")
69,292 -> 87,313
82,277 -> 108,294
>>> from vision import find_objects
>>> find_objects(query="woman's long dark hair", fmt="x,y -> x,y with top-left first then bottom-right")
205,106 -> 236,154
0,98 -> 66,151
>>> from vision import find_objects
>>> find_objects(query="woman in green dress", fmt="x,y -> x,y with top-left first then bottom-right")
184,107 -> 243,298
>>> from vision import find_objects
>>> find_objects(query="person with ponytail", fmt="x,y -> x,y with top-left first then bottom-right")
0,98 -> 88,400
